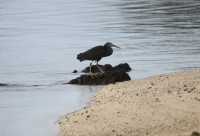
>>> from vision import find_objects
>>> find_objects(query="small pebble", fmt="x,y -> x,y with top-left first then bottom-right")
195,97 -> 200,101
151,83 -> 155,86
184,88 -> 188,91
156,98 -> 160,102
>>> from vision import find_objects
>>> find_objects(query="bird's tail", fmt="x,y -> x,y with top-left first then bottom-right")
77,53 -> 84,62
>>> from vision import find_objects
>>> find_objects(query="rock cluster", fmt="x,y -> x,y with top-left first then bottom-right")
68,63 -> 131,85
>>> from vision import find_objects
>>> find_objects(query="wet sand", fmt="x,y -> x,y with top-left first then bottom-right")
58,69 -> 200,136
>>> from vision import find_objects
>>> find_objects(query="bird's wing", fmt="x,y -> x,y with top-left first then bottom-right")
81,46 -> 105,61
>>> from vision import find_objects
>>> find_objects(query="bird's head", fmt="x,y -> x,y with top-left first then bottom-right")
105,42 -> 121,49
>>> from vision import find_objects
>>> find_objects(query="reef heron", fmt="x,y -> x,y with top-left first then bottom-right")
77,42 -> 121,78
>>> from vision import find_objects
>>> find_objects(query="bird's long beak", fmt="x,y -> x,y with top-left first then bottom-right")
112,44 -> 121,49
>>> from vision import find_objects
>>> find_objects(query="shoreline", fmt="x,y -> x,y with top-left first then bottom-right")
58,69 -> 200,136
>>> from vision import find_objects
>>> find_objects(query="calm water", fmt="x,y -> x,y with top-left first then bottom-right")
0,0 -> 200,136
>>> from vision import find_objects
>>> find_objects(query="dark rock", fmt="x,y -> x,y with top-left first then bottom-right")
82,64 -> 112,73
0,83 -> 8,87
82,63 -> 131,73
68,63 -> 132,85
113,63 -> 132,72
72,70 -> 78,73
68,70 -> 131,85
191,131 -> 200,136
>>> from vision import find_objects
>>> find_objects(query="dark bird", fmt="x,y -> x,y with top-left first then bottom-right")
77,42 -> 121,78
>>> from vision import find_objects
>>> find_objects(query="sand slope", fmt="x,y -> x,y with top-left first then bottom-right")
58,69 -> 200,136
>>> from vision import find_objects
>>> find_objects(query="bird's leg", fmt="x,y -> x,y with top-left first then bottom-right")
89,61 -> 98,78
96,62 -> 105,74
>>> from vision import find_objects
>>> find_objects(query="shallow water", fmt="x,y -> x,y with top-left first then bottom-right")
0,0 -> 200,136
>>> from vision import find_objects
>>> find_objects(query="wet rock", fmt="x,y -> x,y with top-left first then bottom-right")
72,70 -> 78,73
114,63 -> 132,71
68,70 -> 131,85
68,63 -> 132,85
82,63 -> 131,73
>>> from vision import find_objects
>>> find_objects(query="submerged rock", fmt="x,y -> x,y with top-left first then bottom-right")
68,63 -> 131,85
0,83 -> 8,87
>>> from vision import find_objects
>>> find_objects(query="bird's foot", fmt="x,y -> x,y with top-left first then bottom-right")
100,72 -> 105,75
89,73 -> 98,78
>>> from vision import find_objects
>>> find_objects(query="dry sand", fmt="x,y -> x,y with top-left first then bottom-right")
58,69 -> 200,136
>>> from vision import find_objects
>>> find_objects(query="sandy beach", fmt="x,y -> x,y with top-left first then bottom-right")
58,69 -> 200,136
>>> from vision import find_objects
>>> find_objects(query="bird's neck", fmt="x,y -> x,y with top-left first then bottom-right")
103,45 -> 113,57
